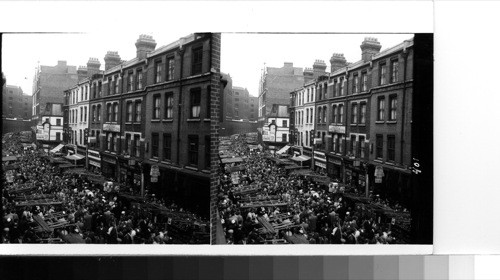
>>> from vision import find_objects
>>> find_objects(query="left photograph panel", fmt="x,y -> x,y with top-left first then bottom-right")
1,33 -> 218,245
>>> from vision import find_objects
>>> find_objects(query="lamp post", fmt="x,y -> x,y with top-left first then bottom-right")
310,129 -> 315,170
268,120 -> 277,156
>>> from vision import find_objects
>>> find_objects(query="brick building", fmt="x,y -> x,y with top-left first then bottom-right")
32,60 -> 78,126
219,73 -> 259,136
73,33 -> 216,215
2,84 -> 32,120
289,36 -> 415,205
258,62 -> 304,128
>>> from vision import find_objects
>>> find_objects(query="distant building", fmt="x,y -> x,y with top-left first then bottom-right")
258,62 -> 304,126
219,73 -> 259,136
2,84 -> 32,120
32,60 -> 78,126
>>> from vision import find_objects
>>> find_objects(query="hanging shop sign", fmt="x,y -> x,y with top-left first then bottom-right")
375,177 -> 382,184
151,176 -> 158,183
375,166 -> 384,177
150,165 -> 160,176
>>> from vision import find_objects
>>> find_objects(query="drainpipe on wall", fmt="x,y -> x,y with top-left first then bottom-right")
176,41 -> 185,167
400,42 -> 409,165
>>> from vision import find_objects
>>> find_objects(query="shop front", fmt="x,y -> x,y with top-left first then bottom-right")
143,163 -> 210,218
101,153 -> 117,180
76,145 -> 86,156
87,149 -> 101,174
345,159 -> 368,194
326,154 -> 342,181
313,151 -> 327,173
118,157 -> 142,193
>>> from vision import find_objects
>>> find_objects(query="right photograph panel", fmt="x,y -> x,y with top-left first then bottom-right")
212,33 -> 433,245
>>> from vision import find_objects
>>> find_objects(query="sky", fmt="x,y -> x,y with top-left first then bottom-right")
221,33 -> 413,98
2,32 -> 191,95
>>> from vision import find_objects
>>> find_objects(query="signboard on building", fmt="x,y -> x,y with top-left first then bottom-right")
328,125 -> 346,134
103,124 -> 120,132
88,137 -> 97,143
150,165 -> 160,176
313,138 -> 323,145
89,161 -> 101,168
151,176 -> 158,183
88,150 -> 101,160
375,166 -> 385,177
315,162 -> 326,169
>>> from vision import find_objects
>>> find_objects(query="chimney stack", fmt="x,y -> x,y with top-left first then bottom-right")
77,66 -> 88,82
312,59 -> 327,78
135,34 -> 157,60
360,37 -> 382,62
303,68 -> 314,84
104,51 -> 121,71
86,57 -> 101,77
330,53 -> 347,73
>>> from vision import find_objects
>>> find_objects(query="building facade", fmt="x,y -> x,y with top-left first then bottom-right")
258,62 -> 304,129
69,33 -> 215,214
2,84 -> 32,120
32,60 -> 78,126
290,37 -> 415,203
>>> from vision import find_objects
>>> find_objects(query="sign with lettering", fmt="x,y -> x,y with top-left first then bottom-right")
375,166 -> 384,177
103,124 -> 120,132
328,125 -> 346,134
150,165 -> 160,176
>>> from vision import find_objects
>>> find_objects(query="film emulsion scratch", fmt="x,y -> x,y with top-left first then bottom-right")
213,33 -> 433,245
1,33 -> 217,244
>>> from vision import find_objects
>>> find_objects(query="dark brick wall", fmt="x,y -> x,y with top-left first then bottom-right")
2,119 -> 32,134
210,33 -> 221,244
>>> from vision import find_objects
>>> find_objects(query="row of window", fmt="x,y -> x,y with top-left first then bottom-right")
149,133 -> 210,169
69,107 -> 88,124
377,95 -> 397,122
292,59 -> 400,106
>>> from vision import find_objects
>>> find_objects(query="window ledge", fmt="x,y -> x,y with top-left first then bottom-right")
201,169 -> 211,174
375,121 -> 385,124
387,120 -> 397,124
351,123 -> 357,126
163,119 -> 174,123
187,118 -> 201,122
374,159 -> 384,163
204,118 -> 211,122
358,124 -> 366,127
125,122 -> 132,125
385,161 -> 395,165
185,166 -> 198,171
161,160 -> 172,165
151,119 -> 161,123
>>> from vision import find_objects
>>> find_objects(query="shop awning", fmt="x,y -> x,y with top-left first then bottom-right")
64,154 -> 85,161
2,156 -> 18,162
221,157 -> 244,164
276,145 -> 291,155
291,155 -> 311,162
50,144 -> 64,154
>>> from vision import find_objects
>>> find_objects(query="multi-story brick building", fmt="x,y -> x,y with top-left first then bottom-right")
32,60 -> 78,126
74,33 -> 215,214
290,37 -> 415,203
2,84 -> 32,120
258,62 -> 304,130
219,73 -> 259,136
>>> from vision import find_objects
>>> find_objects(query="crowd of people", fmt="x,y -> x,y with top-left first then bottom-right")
217,134 -> 410,245
2,132 -> 209,244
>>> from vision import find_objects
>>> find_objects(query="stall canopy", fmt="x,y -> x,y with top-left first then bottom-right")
50,144 -> 65,154
64,154 -> 85,161
221,157 -> 244,164
2,156 -> 18,162
276,145 -> 291,155
291,155 -> 311,162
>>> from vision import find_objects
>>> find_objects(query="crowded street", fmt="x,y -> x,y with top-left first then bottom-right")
2,131 -> 209,244
217,134 -> 411,245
